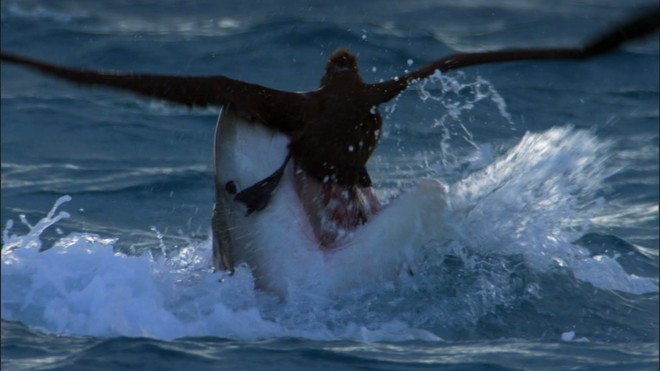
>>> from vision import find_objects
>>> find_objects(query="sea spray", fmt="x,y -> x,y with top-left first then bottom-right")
2,126 -> 656,342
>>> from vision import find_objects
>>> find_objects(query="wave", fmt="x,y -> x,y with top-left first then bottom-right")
2,162 -> 209,194
2,125 -> 656,342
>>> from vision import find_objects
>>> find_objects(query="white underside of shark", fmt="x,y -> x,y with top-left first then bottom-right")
213,108 -> 452,297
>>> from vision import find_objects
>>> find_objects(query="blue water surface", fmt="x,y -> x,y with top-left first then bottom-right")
2,0 -> 658,369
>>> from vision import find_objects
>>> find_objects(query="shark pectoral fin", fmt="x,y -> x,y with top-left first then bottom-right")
234,153 -> 292,215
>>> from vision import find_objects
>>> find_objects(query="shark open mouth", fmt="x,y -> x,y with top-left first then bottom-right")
211,107 -> 451,296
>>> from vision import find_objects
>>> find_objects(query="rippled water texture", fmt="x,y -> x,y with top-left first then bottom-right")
2,0 -> 658,369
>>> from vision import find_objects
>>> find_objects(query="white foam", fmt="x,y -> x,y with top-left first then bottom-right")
561,330 -> 590,343
561,330 -> 575,341
4,125 -> 657,342
1,197 -> 441,340
450,127 -> 607,269
571,255 -> 658,295
445,126 -> 658,293
2,127 -> 657,341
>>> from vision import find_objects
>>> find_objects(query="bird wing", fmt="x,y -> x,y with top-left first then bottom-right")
0,52 -> 306,134
368,6 -> 660,103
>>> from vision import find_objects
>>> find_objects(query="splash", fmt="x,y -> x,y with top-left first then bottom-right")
445,127 -> 657,294
2,195 -> 71,253
2,125 -> 656,341
0,197 -> 441,340
449,127 -> 607,265
413,70 -> 514,174
416,70 -> 513,125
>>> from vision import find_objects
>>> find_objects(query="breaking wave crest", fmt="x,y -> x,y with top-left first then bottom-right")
2,126 -> 656,342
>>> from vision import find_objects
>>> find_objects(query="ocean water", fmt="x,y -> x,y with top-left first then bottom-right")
1,0 -> 658,369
